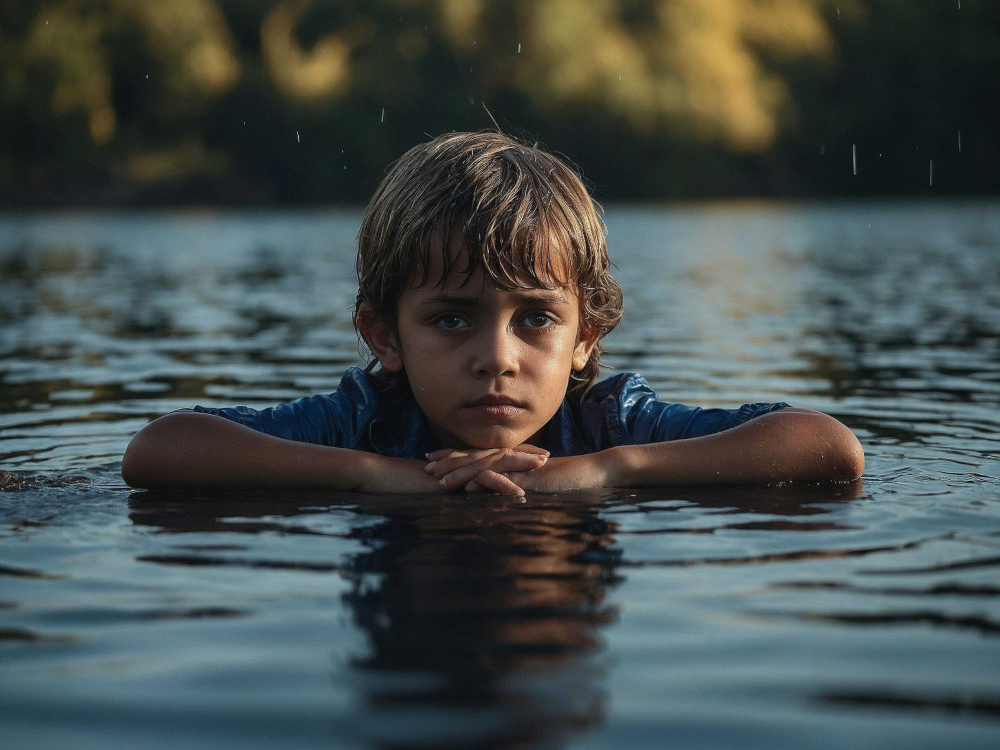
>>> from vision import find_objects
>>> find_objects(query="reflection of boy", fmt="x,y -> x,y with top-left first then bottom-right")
122,132 -> 863,494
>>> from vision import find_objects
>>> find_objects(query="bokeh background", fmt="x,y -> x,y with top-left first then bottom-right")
2,0 -> 997,205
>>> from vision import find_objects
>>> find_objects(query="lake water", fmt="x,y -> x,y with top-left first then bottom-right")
2,202 -> 999,749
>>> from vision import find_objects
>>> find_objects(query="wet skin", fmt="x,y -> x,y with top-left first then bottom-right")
360,242 -> 597,451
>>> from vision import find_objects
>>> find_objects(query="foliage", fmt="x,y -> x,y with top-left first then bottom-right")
1,0 -> 996,203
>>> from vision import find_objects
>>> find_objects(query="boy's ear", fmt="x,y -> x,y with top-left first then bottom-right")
356,303 -> 404,373
571,325 -> 600,372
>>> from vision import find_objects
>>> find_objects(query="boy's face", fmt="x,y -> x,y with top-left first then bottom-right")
372,236 -> 596,450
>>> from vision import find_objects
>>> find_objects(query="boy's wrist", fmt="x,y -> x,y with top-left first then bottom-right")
353,451 -> 382,492
603,445 -> 633,487
603,444 -> 659,487
355,452 -> 440,494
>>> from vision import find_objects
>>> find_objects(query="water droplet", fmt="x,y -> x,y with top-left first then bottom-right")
958,130 -> 962,152
296,131 -> 300,143
852,144 -> 857,175
517,43 -> 521,53
381,108 -> 385,123
929,159 -> 933,186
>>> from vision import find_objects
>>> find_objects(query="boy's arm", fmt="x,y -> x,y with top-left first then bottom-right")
121,410 -> 440,493
431,408 -> 863,491
605,408 -> 864,486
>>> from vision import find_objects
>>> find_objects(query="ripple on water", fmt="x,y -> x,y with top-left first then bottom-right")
2,204 -> 1000,747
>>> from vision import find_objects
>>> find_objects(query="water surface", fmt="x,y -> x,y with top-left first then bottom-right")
2,202 -> 999,748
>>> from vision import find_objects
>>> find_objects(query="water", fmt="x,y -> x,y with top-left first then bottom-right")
2,202 -> 999,748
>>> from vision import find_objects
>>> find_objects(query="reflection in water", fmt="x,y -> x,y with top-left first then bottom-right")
128,490 -> 624,748
819,691 -> 1000,720
115,482 -> 896,747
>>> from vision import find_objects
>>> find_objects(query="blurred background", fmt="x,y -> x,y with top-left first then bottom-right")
2,0 -> 997,206
4,6 -> 1000,746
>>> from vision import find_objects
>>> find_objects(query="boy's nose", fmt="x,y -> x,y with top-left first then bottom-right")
471,327 -> 520,378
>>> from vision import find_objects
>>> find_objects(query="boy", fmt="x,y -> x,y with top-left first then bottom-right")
122,132 -> 863,496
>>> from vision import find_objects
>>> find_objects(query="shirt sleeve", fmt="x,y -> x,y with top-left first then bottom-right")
615,374 -> 791,444
189,369 -> 377,447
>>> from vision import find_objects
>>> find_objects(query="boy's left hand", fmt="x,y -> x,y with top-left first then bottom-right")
426,446 -> 616,494
425,444 -> 549,494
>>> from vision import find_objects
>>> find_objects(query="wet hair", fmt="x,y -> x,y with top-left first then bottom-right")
354,130 -> 623,399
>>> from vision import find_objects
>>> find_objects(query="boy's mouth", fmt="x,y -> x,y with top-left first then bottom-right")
464,394 -> 528,418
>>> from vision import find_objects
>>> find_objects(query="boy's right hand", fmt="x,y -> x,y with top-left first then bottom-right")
355,448 -> 544,496
424,445 -> 549,496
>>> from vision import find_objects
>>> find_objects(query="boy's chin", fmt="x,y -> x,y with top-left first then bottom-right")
456,426 -> 536,450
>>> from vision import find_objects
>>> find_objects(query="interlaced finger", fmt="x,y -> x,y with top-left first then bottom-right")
464,470 -> 524,497
425,443 -> 548,462
435,450 -> 545,485
424,449 -> 498,477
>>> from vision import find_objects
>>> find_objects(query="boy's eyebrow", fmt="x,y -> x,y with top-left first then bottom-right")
417,291 -> 572,307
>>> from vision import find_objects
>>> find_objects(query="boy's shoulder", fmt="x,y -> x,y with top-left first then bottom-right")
582,371 -> 654,405
190,366 -> 396,451
571,371 -> 790,449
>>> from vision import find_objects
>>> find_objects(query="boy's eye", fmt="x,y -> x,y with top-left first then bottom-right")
433,314 -> 470,330
521,312 -> 554,329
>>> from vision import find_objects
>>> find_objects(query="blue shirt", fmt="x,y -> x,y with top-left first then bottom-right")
192,367 -> 790,459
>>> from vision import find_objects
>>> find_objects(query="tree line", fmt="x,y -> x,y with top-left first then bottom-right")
2,0 -> 996,204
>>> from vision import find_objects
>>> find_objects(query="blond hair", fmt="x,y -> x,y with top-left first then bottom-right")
355,131 -> 623,399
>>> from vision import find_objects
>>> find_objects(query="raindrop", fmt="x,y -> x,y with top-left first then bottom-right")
296,131 -> 300,143
517,43 -> 521,53
852,144 -> 857,175
381,108 -> 385,123
145,74 -> 149,79
837,7 -> 840,19
958,130 -> 962,152
929,160 -> 933,186
469,96 -> 475,105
